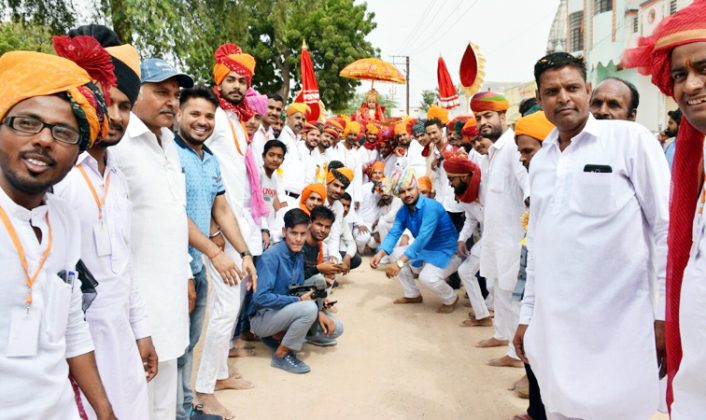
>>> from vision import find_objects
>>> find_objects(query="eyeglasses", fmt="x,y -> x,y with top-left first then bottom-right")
2,115 -> 81,145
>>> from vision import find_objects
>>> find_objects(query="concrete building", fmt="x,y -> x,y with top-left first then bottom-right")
549,0 -> 693,131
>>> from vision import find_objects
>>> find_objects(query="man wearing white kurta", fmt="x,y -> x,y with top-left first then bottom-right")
112,58 -> 194,419
473,92 -> 528,366
515,53 -> 669,419
278,103 -> 309,208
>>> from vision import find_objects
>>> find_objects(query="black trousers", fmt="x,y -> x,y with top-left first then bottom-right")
525,363 -> 547,420
340,251 -> 362,269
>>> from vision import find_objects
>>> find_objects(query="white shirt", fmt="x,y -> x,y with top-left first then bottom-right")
298,141 -> 322,186
521,116 -> 669,419
325,142 -> 344,164
404,139 -> 427,178
54,152 -> 149,339
251,123 -> 269,168
358,182 -> 383,229
338,143 -> 364,203
0,187 -> 93,419
324,200 -> 345,261
479,127 -> 528,291
112,115 -> 191,361
358,147 -> 378,173
278,125 -> 306,195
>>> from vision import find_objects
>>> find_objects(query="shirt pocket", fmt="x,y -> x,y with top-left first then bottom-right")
489,173 -> 508,193
43,274 -> 73,343
569,171 -> 615,216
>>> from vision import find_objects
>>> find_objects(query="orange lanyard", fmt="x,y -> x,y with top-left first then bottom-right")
77,164 -> 112,221
0,205 -> 53,308
227,118 -> 248,156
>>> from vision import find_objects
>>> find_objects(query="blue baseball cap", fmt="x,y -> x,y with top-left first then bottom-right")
140,58 -> 194,88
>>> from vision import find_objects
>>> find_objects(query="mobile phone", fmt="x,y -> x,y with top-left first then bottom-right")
583,164 -> 612,173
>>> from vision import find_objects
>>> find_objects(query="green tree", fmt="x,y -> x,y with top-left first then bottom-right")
419,89 -> 439,112
0,20 -> 54,56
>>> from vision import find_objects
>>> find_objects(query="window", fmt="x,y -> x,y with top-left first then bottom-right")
670,0 -> 677,15
594,0 -> 612,14
569,11 -> 584,52
633,16 -> 638,33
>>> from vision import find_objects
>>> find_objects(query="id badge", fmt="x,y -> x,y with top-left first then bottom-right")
93,221 -> 112,256
7,307 -> 41,357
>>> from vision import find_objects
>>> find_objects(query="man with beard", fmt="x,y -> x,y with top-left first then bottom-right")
111,56 -> 194,419
354,161 -> 391,254
472,91 -> 528,369
589,77 -> 639,121
371,168 -> 461,313
278,103 -> 310,208
663,109 -> 681,168
251,93 -> 284,167
324,165 -> 356,271
513,52 -> 670,419
271,113 -> 284,139
338,121 -> 364,210
299,122 -> 323,186
623,2 -> 706,415
393,120 -> 426,178
0,43 -> 117,420
55,26 -> 157,420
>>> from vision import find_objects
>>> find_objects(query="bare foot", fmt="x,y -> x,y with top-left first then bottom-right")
232,338 -> 256,350
476,337 -> 509,348
487,355 -> 524,368
215,376 -> 254,390
513,375 -> 529,398
436,295 -> 459,314
393,296 -> 423,304
195,392 -> 234,419
228,347 -> 256,358
461,317 -> 492,327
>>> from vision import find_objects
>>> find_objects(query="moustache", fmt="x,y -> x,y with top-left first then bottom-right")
555,106 -> 576,115
109,122 -> 124,132
20,147 -> 56,166
159,108 -> 176,117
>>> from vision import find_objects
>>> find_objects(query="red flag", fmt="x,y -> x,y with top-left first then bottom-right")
437,56 -> 459,110
295,41 -> 321,122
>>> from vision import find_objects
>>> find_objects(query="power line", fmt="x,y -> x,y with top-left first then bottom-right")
413,0 -> 481,54
398,0 -> 439,52
399,0 -> 453,53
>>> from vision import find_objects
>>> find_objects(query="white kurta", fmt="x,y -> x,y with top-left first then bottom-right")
0,187 -> 93,419
251,123 -> 269,168
112,115 -> 191,361
278,125 -> 307,199
479,128 -> 528,291
338,143 -> 364,204
521,116 -> 669,419
54,152 -> 150,419
671,141 -> 706,419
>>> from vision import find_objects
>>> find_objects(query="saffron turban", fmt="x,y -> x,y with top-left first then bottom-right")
366,123 -> 380,135
427,104 -> 450,124
389,168 -> 417,196
301,122 -> 321,134
461,116 -> 479,137
394,121 -> 408,136
471,91 -> 509,112
0,41 -> 112,151
323,119 -> 340,138
370,161 -> 385,174
373,177 -> 391,196
326,167 -> 354,188
622,0 -> 706,404
343,121 -> 362,137
245,87 -> 268,118
287,102 -> 311,117
417,176 -> 432,192
514,111 -> 555,142
213,43 -> 256,86
299,183 -> 327,215
325,118 -> 344,131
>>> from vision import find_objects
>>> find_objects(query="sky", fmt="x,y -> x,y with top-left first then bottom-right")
356,0 -> 561,113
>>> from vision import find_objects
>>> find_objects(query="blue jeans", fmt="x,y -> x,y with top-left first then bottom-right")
176,268 -> 209,419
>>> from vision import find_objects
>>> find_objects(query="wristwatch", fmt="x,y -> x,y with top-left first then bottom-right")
396,260 -> 405,269
240,250 -> 252,258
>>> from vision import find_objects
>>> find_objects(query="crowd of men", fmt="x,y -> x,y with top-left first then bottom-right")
0,2 -> 705,419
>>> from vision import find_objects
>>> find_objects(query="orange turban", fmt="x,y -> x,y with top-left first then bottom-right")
417,176 -> 432,192
299,183 -> 327,215
326,167 -> 354,187
343,121 -> 362,137
213,43 -> 256,86
0,45 -> 111,151
366,123 -> 380,135
427,104 -> 450,124
394,121 -> 409,136
471,92 -> 509,112
462,117 -> 479,137
325,118 -> 344,131
514,111 -> 555,142
370,161 -> 385,175
287,102 -> 311,117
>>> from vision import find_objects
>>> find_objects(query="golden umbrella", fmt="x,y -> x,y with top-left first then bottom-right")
339,57 -> 406,84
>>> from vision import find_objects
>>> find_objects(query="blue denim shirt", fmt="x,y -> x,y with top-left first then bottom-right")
248,241 -> 304,316
379,194 -> 459,267
175,135 -> 225,275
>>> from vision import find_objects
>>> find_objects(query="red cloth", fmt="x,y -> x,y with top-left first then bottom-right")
443,155 -> 480,203
622,0 -> 706,409
213,86 -> 253,122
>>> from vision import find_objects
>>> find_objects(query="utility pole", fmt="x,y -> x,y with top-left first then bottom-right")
390,55 -> 410,115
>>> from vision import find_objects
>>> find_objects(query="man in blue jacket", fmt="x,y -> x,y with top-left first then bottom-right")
371,168 -> 461,313
248,208 -> 343,374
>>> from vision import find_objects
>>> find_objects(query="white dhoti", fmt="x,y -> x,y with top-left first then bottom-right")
353,225 -> 373,254
147,359 -> 178,420
494,286 -> 520,359
397,256 -> 462,305
81,296 -> 149,420
195,244 -> 244,394
457,244 -> 490,320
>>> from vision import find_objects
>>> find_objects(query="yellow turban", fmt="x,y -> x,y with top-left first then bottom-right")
0,50 -> 108,151
343,121 -> 362,137
514,111 -> 555,142
366,123 -> 380,135
371,160 -> 385,173
213,43 -> 256,86
417,176 -> 433,192
287,102 -> 311,117
471,92 -> 509,112
427,104 -> 450,124
326,167 -> 354,187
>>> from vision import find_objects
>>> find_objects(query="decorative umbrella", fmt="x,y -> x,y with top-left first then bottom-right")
437,55 -> 459,110
459,42 -> 486,111
339,57 -> 406,84
294,40 -> 321,122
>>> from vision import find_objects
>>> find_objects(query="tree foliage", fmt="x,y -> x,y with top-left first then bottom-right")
2,0 -> 378,113
0,20 -> 53,56
419,88 -> 439,112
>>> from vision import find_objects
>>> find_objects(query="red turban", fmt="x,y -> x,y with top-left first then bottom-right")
443,153 -> 481,203
213,43 -> 255,86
